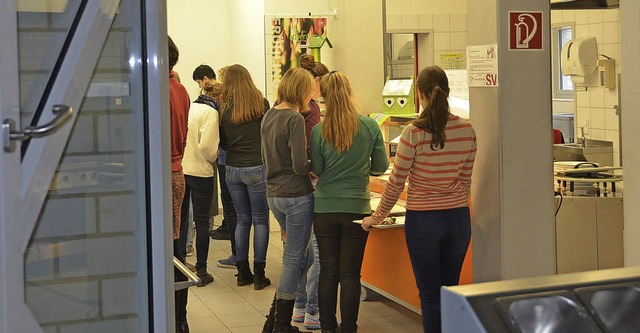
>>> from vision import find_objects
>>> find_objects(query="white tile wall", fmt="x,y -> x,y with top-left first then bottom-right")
603,22 -> 618,44
402,14 -> 419,30
588,10 -> 603,23
576,11 -> 590,25
590,89 -> 605,108
604,108 -> 619,131
387,14 -> 402,30
433,13 -> 450,32
563,10 -> 576,23
590,108 -> 605,129
449,14 -> 467,32
419,13 -> 433,30
450,32 -> 467,51
588,23 -> 603,44
434,33 -> 451,51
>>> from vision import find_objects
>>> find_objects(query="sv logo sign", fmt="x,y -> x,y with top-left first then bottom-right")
485,74 -> 498,86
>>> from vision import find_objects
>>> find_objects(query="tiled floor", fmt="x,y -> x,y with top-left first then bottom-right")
184,218 -> 423,333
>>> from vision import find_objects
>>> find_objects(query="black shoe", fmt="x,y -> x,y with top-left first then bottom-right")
176,321 -> 190,333
196,269 -> 214,287
209,225 -> 230,240
253,262 -> 271,290
262,295 -> 276,333
273,299 -> 311,333
235,260 -> 254,286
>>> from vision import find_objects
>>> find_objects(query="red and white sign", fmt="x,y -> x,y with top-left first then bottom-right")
509,11 -> 543,51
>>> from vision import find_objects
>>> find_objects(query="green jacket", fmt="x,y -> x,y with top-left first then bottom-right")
311,115 -> 389,214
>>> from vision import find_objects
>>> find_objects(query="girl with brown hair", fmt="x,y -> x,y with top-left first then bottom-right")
219,64 -> 271,289
310,72 -> 389,333
363,66 -> 477,333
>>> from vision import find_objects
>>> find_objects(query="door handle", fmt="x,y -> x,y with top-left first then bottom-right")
3,104 -> 73,152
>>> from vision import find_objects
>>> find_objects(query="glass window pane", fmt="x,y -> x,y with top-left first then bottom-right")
23,1 -> 150,332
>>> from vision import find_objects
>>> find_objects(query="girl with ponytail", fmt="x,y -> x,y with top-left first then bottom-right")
363,66 -> 478,333
310,71 -> 389,333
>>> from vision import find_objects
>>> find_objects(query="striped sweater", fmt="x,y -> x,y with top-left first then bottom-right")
372,116 -> 476,224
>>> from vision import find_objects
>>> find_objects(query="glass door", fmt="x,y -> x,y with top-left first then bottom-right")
1,0 -> 172,332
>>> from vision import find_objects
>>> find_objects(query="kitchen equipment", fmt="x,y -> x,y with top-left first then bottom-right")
554,162 -> 622,197
553,139 -> 614,169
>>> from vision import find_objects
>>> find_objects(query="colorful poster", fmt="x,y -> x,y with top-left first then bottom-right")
270,17 -> 328,87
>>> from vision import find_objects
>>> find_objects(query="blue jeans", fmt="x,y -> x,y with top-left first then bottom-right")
225,165 -> 270,263
404,207 -> 471,333
268,193 -> 314,300
218,162 -> 237,255
295,234 -> 319,314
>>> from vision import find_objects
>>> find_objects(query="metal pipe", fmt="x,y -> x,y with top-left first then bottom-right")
173,257 -> 201,290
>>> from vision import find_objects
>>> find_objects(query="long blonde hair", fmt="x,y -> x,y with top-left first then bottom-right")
220,64 -> 264,125
320,72 -> 359,153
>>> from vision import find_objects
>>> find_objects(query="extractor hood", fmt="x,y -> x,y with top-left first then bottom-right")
551,0 -> 619,9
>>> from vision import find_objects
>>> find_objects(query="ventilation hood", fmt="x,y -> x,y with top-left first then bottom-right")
551,0 -> 619,9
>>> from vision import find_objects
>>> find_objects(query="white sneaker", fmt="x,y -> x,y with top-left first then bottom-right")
303,312 -> 321,330
292,307 -> 305,323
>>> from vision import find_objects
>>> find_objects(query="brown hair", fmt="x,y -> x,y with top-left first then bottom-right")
220,64 -> 265,124
413,66 -> 450,150
298,53 -> 329,78
278,68 -> 314,111
202,81 -> 223,102
168,36 -> 179,70
320,71 -> 359,153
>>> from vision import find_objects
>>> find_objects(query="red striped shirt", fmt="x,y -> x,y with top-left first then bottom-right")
373,116 -> 477,224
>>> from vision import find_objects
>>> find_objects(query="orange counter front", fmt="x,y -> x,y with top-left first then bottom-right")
361,176 -> 473,312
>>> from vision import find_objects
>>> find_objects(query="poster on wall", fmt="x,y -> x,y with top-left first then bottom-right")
270,17 -> 328,88
439,53 -> 466,70
467,44 -> 499,87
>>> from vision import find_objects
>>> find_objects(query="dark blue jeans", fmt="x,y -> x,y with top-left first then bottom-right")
405,207 -> 471,333
218,162 -> 237,255
225,165 -> 270,263
179,175 -> 214,270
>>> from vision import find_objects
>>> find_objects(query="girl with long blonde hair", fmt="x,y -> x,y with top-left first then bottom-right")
309,71 -> 389,333
219,64 -> 272,290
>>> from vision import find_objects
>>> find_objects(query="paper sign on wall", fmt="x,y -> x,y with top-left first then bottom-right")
467,44 -> 498,87
439,53 -> 466,70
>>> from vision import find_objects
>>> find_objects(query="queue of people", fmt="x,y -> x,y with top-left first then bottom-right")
168,35 -> 476,333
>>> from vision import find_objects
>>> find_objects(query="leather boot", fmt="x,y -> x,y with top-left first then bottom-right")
273,299 -> 311,333
262,295 -> 276,333
235,260 -> 254,286
254,261 -> 271,290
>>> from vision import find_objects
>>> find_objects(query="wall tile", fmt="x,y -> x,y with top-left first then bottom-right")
18,12 -> 48,28
26,282 -> 99,324
434,33 -> 451,51
576,11 -> 590,25
590,89 -> 605,108
449,14 -> 467,32
419,13 -> 433,30
602,22 -> 618,44
590,128 -> 605,140
575,24 -> 589,39
99,194 -> 136,233
38,197 -> 97,238
604,88 -> 618,109
101,277 -> 139,316
401,14 -> 419,30
387,14 -> 402,30
588,23 -> 603,45
61,319 -> 138,333
577,108 -> 591,127
551,11 -> 562,24
450,32 -> 467,51
590,108 -> 605,129
563,10 -> 576,23
433,14 -> 450,32
58,236 -> 137,278
25,243 -> 55,281
576,91 -> 591,108
66,115 -> 95,153
602,9 -> 619,22
602,44 -> 619,63
588,10 -> 603,23
97,113 -> 135,152
605,130 -> 620,153
604,108 -> 619,131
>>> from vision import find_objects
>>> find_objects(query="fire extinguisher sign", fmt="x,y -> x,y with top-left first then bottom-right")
509,11 -> 543,51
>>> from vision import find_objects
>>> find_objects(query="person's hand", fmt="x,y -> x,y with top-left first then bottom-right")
362,216 -> 376,231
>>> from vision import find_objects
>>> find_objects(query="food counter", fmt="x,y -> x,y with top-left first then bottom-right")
360,173 -> 473,313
